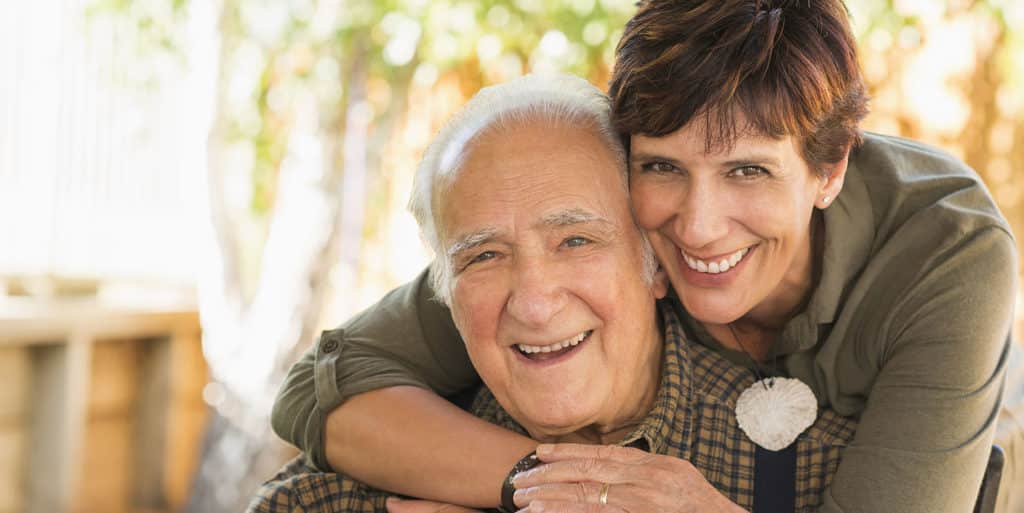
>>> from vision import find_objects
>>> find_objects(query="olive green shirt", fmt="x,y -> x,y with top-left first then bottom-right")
272,133 -> 1018,513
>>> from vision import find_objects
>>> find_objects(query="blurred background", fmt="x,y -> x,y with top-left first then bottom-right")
1,0 -> 1022,512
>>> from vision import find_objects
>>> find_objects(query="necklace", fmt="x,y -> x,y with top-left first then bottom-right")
727,324 -> 817,451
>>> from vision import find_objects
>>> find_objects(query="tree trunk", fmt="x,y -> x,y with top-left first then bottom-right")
186,3 -> 371,511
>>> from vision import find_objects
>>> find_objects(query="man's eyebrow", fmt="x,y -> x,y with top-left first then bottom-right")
446,228 -> 499,259
537,208 -> 614,231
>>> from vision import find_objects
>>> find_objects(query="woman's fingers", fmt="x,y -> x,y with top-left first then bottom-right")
535,444 -> 651,464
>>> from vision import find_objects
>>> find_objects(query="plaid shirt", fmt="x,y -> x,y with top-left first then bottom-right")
249,302 -> 857,513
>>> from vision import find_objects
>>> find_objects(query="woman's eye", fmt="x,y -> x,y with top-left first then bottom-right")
563,236 -> 591,248
729,165 -> 768,178
639,161 -> 677,174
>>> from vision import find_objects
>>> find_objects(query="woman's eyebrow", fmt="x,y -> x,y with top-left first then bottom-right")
628,152 -> 682,166
721,154 -> 783,168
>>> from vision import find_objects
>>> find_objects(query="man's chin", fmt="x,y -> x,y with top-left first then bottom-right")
511,403 -> 597,440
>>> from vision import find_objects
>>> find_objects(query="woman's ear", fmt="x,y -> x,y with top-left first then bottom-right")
816,153 -> 849,209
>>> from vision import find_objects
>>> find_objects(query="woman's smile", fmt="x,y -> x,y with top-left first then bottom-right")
678,245 -> 756,288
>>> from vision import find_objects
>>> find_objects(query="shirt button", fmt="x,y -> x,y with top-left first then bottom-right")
322,339 -> 339,353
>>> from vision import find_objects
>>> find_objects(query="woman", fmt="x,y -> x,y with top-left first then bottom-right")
272,1 -> 1016,512
254,72 -> 853,513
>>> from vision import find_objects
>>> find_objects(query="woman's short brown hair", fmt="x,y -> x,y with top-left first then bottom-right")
609,0 -> 870,172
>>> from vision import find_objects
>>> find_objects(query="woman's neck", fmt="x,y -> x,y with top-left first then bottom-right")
705,321 -> 777,361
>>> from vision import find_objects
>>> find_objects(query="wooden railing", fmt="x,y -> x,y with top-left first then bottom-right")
0,296 -> 208,513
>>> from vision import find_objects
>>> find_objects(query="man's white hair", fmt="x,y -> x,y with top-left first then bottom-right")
407,73 -> 656,304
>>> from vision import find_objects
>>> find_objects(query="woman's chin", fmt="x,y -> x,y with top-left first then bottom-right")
677,292 -> 747,325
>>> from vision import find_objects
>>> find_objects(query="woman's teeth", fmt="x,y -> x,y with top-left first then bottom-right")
517,331 -> 589,354
683,248 -> 750,274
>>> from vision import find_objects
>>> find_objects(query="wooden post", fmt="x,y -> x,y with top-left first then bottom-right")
0,347 -> 31,513
134,336 -> 171,510
25,335 -> 92,513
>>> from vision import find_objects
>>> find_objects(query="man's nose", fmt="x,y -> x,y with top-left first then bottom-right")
506,259 -> 568,327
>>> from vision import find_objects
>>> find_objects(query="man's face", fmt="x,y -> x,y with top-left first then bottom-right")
441,120 -> 665,440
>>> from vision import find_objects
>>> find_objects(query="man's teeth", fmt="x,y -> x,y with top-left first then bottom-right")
683,248 -> 750,274
516,331 -> 588,354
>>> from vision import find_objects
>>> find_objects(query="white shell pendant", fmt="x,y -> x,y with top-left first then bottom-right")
735,377 -> 817,451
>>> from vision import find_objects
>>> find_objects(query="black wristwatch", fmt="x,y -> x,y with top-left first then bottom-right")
499,450 -> 541,513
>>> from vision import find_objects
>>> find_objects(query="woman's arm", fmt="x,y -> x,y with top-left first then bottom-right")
326,387 -> 536,507
271,267 -> 535,506
819,227 -> 1017,513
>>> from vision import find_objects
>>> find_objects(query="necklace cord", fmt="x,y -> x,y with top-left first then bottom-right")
727,323 -> 772,391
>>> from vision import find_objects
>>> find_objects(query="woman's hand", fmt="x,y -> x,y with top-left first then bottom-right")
385,497 -> 484,513
511,444 -> 746,513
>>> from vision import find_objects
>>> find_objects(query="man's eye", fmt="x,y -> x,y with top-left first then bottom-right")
469,250 -> 498,265
638,161 -> 677,174
563,236 -> 591,248
728,166 -> 768,178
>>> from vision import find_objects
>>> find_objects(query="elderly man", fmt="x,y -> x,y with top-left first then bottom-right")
248,74 -> 855,513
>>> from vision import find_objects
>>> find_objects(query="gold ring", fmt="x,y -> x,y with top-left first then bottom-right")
599,482 -> 610,505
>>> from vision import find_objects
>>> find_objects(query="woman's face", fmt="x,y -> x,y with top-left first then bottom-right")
628,115 -> 844,328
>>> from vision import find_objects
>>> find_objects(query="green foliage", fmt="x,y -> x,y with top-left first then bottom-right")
89,0 -> 634,216
91,0 -> 1024,213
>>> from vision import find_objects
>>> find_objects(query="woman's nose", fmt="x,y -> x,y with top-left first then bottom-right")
677,182 -> 728,248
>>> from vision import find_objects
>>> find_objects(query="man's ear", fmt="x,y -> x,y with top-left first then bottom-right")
816,152 -> 849,209
651,266 -> 669,299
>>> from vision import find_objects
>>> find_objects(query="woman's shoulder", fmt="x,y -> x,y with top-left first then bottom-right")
843,132 -> 1012,261
853,132 -> 976,179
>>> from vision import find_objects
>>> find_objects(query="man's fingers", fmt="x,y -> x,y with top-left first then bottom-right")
514,482 -> 644,509
519,499 -> 627,513
535,444 -> 651,464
